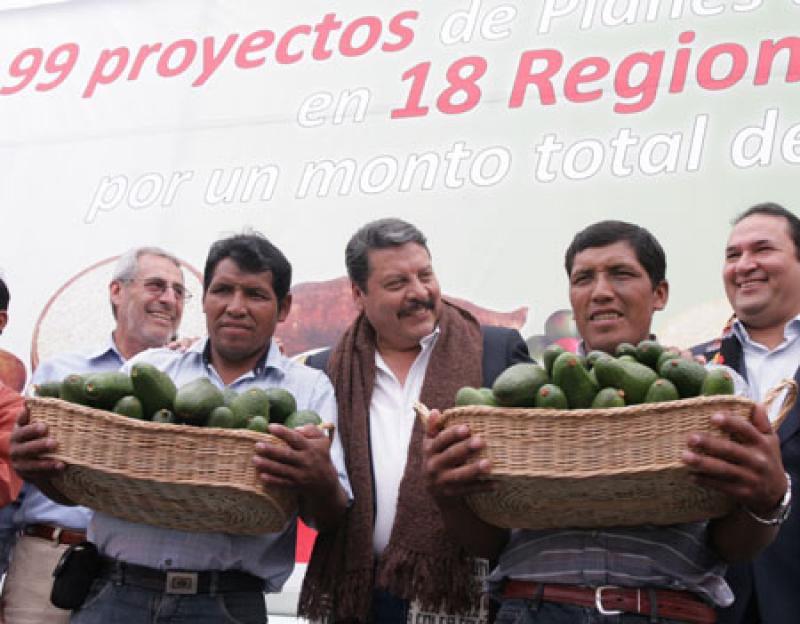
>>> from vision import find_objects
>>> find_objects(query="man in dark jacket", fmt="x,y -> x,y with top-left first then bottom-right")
693,202 -> 800,624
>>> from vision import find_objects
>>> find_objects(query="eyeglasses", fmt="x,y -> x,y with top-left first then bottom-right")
125,278 -> 192,302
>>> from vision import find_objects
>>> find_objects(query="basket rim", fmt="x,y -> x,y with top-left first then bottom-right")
26,396 -> 283,444
442,393 -> 754,421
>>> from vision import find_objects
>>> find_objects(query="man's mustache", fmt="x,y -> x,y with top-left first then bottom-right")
397,298 -> 436,318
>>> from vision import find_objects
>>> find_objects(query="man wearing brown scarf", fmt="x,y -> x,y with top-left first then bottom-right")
299,218 -> 531,624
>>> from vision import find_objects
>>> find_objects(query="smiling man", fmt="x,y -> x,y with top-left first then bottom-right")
424,220 -> 789,624
10,232 -> 350,624
0,247 -> 187,624
299,218 -> 531,624
694,203 -> 800,624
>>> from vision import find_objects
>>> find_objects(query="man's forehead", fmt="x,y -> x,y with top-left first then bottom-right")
136,253 -> 183,279
210,259 -> 274,287
368,243 -> 431,270
571,241 -> 643,272
728,213 -> 792,247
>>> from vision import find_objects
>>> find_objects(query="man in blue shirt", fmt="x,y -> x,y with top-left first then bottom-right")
1,246 -> 188,624
11,232 -> 350,624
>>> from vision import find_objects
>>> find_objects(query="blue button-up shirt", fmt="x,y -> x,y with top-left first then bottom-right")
9,336 -> 125,532
89,338 -> 350,592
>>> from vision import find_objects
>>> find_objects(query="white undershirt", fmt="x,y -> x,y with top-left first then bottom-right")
733,315 -> 800,421
370,328 -> 440,555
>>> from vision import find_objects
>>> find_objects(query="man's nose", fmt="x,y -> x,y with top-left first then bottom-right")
406,276 -> 428,300
734,250 -> 758,274
590,273 -> 614,300
226,289 -> 247,315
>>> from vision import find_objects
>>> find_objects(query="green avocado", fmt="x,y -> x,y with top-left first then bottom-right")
644,378 -> 680,403
635,339 -> 664,370
659,358 -> 707,398
491,363 -> 549,407
264,388 -> 297,424
534,383 -> 568,409
229,387 -> 270,423
284,410 -> 322,429
478,388 -> 498,406
594,357 -> 658,405
222,388 -> 239,406
615,342 -> 638,358
542,344 -> 566,377
455,387 -> 488,407
34,381 -> 62,398
83,372 -> 134,410
112,395 -> 145,420
585,350 -> 612,369
131,363 -> 177,418
701,367 -> 735,396
591,387 -> 626,408
173,378 -> 225,426
208,406 -> 236,428
656,349 -> 681,371
152,408 -> 177,424
552,352 -> 599,409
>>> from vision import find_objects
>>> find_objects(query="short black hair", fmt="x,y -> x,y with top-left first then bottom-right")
345,218 -> 429,291
565,220 -> 666,288
733,202 -> 800,260
203,232 -> 292,303
0,277 -> 8,311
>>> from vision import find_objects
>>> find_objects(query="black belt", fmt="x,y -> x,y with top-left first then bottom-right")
98,558 -> 264,595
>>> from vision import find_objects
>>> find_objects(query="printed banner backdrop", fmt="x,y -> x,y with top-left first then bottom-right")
1,0 -> 799,373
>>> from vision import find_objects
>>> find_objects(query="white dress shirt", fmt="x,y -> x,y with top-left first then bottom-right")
733,314 -> 800,421
370,328 -> 439,555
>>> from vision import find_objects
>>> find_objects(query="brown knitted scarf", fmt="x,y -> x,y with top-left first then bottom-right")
298,301 -> 484,623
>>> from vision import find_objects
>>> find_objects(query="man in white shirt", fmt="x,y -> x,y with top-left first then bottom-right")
693,202 -> 800,624
299,218 -> 531,624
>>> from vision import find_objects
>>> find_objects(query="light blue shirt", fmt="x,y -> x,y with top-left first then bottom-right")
7,336 -> 125,532
89,338 -> 350,592
732,314 -> 800,420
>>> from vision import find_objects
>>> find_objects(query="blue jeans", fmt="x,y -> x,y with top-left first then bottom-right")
496,598 -> 689,624
70,578 -> 266,624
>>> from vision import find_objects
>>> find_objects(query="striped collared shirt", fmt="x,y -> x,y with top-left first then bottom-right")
487,521 -> 732,606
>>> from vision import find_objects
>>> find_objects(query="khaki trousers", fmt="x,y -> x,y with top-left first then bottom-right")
0,535 -> 71,624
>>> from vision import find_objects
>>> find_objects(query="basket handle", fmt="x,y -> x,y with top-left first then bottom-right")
763,379 -> 798,432
414,401 -> 431,428
319,422 -> 335,440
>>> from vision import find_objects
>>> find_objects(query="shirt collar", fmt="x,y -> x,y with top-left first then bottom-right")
732,314 -> 800,347
198,337 -> 287,379
86,334 -> 126,363
419,326 -> 441,351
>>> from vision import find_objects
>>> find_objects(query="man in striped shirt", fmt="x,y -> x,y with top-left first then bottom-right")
423,220 -> 789,624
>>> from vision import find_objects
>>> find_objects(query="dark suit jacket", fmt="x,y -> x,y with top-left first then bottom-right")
305,325 -> 532,387
693,336 -> 800,624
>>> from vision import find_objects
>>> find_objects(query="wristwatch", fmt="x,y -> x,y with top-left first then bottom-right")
744,472 -> 792,526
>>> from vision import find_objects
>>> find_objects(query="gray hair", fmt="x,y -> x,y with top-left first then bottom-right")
110,247 -> 183,318
345,218 -> 429,291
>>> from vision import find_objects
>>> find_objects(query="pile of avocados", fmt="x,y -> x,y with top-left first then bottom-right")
34,363 -> 321,430
456,339 -> 735,410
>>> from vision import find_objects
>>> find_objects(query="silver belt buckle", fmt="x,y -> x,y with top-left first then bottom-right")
595,585 -> 623,616
165,571 -> 199,595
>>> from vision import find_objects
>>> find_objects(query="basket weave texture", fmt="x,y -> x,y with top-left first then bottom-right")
440,395 -> 756,530
28,397 -> 297,535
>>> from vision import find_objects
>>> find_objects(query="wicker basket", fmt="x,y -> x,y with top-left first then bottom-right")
28,397 -> 297,535
431,385 -> 795,530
